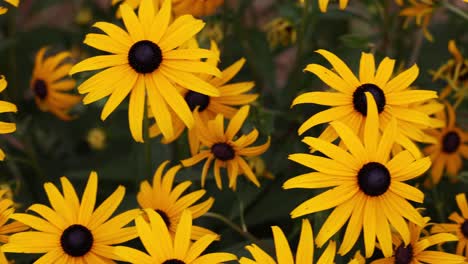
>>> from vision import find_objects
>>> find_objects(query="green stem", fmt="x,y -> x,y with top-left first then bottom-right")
235,193 -> 247,232
203,212 -> 261,244
443,1 -> 468,21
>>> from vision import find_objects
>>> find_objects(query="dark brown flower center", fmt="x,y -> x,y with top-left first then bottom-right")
352,83 -> 386,116
60,224 -> 93,257
357,162 -> 391,196
211,143 -> 235,161
128,40 -> 162,74
162,259 -> 185,264
155,209 -> 171,228
461,220 -> 468,238
394,244 -> 413,264
33,79 -> 48,100
185,91 -> 210,111
442,131 -> 461,153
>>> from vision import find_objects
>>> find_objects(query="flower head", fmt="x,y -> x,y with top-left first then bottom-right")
70,0 -> 221,142
433,40 -> 468,107
115,209 -> 237,263
400,0 -> 435,42
286,94 -> 431,257
31,47 -> 81,120
239,219 -> 336,264
0,0 -> 19,15
292,49 -> 442,158
137,161 -> 215,239
150,41 -> 258,155
373,217 -> 465,263
0,76 -> 17,161
431,193 -> 468,257
423,103 -> 468,185
181,106 -> 270,190
3,172 -> 140,263
264,18 -> 297,49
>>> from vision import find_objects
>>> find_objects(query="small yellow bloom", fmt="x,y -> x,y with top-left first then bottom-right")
86,127 -> 107,150
247,156 -> 274,180
433,40 -> 468,107
317,0 -> 349,12
400,0 -> 435,42
264,18 -> 297,49
75,7 -> 93,25
181,106 -> 270,190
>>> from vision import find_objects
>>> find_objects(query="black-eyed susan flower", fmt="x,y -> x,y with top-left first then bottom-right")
431,193 -> 468,257
247,156 -> 275,180
239,219 -> 336,264
137,161 -> 215,239
433,40 -> 468,107
31,47 -> 81,121
0,189 -> 28,262
172,0 -> 224,17
0,76 -> 17,161
292,49 -> 442,158
3,172 -> 140,263
115,209 -> 237,263
181,106 -> 270,190
423,104 -> 468,185
70,0 -> 221,142
0,0 -> 18,15
400,0 -> 435,42
150,41 -> 258,155
264,18 -> 297,49
286,94 -> 431,257
373,217 -> 465,264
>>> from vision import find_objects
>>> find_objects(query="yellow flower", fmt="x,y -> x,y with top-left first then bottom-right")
198,22 -> 224,44
137,161 -> 215,239
239,219 -> 336,264
292,49 -> 442,158
31,47 -> 81,120
181,106 -> 270,190
0,189 -> 28,263
3,172 -> 140,263
70,0 -> 221,142
264,18 -> 297,49
115,209 -> 237,263
372,217 -> 465,264
0,0 -> 19,15
423,104 -> 468,185
0,76 -> 17,161
431,193 -> 468,257
286,94 -> 431,257
86,127 -> 107,150
400,0 -> 435,42
433,40 -> 468,107
318,0 -> 349,12
150,41 -> 258,155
